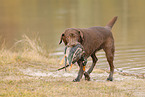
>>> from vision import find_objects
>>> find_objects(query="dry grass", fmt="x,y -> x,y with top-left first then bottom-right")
0,34 -> 145,97
1,62 -> 145,97
0,34 -> 57,65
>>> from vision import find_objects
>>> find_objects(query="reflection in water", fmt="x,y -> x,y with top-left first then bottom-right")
0,0 -> 145,74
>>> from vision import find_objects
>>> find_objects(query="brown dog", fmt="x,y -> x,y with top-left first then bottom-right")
59,16 -> 118,82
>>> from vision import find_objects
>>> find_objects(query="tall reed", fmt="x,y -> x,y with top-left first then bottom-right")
0,34 -> 51,65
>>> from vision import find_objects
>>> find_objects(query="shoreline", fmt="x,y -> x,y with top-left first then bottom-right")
0,62 -> 145,97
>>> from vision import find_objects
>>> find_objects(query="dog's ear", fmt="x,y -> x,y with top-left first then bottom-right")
59,33 -> 67,45
78,30 -> 84,43
59,33 -> 64,44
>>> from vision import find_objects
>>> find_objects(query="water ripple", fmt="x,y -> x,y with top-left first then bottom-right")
53,44 -> 145,74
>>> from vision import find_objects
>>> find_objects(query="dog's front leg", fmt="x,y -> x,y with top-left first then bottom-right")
73,61 -> 84,82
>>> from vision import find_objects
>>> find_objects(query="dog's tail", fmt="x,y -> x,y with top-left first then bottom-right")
105,16 -> 118,30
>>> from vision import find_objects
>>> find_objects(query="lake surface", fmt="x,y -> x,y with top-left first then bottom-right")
0,0 -> 145,74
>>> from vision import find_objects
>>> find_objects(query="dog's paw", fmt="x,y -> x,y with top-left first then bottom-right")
84,72 -> 90,81
107,77 -> 113,81
72,79 -> 80,82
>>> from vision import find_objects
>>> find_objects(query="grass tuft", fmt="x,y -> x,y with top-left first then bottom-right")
0,34 -> 57,65
13,34 -> 47,56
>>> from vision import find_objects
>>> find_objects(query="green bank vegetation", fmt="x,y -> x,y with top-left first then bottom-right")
0,35 -> 145,97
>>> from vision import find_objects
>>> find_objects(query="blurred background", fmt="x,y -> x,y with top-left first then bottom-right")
0,0 -> 145,74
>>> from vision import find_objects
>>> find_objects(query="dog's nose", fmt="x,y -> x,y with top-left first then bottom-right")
67,41 -> 81,47
67,43 -> 76,47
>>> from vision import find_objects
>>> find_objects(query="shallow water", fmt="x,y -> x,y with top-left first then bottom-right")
52,43 -> 145,75
0,0 -> 145,74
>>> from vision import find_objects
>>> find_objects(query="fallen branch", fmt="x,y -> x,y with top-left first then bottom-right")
57,65 -> 69,71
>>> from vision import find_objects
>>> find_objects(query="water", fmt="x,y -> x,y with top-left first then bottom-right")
0,0 -> 145,74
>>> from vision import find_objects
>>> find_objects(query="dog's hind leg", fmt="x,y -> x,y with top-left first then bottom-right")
84,52 -> 98,81
103,42 -> 115,81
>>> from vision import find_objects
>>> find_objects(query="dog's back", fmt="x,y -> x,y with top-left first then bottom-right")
79,27 -> 112,57
80,16 -> 118,57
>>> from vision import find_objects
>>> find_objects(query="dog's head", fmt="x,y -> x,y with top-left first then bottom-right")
59,28 -> 84,47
